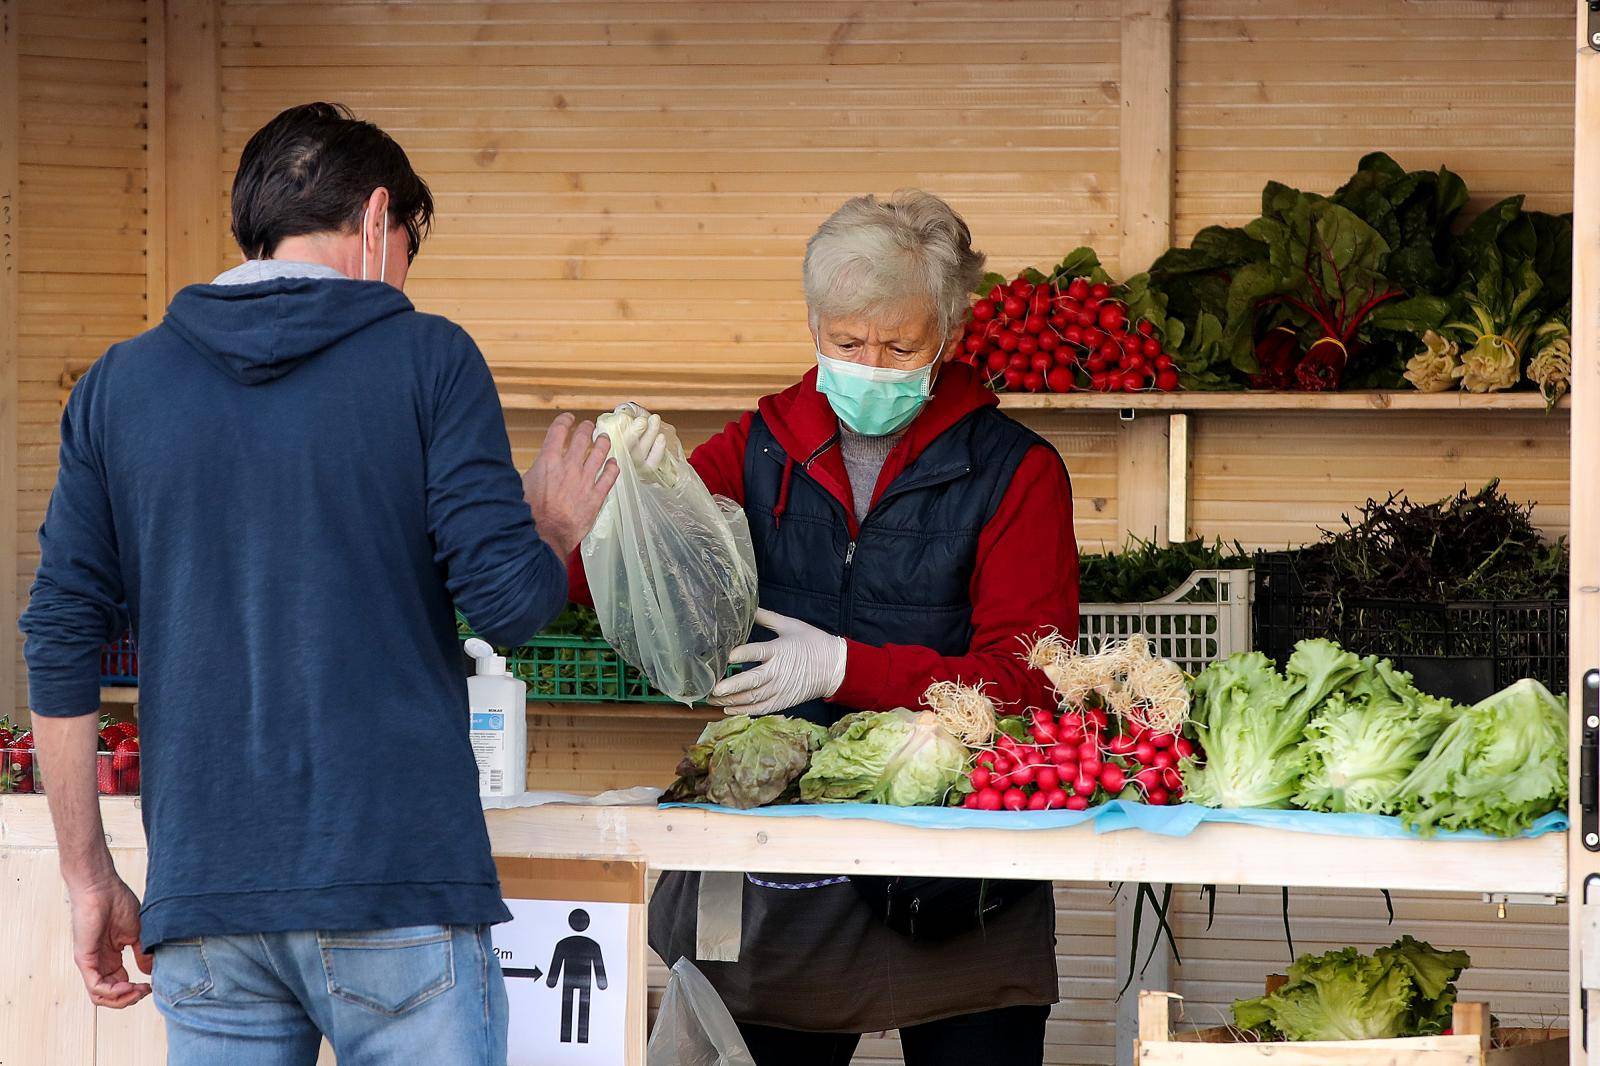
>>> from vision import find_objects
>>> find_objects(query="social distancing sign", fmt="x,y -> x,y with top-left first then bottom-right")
494,857 -> 648,1066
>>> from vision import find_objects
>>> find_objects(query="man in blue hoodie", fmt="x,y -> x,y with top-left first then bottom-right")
18,103 -> 615,1065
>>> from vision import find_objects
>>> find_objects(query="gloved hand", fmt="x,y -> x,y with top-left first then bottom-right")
598,409 -> 672,485
708,609 -> 847,717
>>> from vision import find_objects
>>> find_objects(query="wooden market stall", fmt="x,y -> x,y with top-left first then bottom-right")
0,1 -> 1592,1064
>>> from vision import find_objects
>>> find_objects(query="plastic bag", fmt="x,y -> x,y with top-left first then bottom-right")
583,404 -> 759,703
648,959 -> 756,1066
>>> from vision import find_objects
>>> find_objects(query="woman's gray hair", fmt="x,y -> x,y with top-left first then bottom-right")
802,190 -> 986,339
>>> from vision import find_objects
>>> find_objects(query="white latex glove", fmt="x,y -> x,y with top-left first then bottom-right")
708,609 -> 848,717
598,410 -> 671,484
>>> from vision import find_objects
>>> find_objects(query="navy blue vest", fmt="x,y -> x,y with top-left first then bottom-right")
742,405 -> 1053,724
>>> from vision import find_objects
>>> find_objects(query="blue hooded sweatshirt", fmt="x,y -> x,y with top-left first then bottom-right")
20,273 -> 566,948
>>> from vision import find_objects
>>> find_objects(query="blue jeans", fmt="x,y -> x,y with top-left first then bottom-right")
153,925 -> 507,1066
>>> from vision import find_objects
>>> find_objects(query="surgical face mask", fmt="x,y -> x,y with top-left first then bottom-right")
815,341 -> 943,437
359,200 -> 388,284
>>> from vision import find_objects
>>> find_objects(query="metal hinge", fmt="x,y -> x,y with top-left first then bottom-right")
1583,670 -> 1599,850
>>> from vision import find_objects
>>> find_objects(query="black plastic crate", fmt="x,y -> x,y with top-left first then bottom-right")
1253,551 -> 1567,703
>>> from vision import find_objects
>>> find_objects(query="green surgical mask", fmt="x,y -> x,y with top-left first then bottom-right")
815,345 -> 941,436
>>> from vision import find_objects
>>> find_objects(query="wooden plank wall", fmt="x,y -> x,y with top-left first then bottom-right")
14,0 -> 151,711
8,2 -> 1581,1064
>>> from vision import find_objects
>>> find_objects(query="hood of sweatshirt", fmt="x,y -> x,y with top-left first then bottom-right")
163,276 -> 414,385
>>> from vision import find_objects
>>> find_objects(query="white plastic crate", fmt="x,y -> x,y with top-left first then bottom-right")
1078,568 -> 1253,674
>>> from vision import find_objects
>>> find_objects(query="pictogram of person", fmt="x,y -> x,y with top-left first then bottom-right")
546,908 -> 608,1043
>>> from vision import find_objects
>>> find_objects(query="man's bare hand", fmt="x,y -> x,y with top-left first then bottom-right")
70,877 -> 152,1009
524,412 -> 620,559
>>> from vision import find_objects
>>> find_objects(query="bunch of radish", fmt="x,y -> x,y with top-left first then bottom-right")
959,705 -> 1193,812
956,271 -> 1179,394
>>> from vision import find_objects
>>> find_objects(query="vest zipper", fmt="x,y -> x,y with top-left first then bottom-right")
844,541 -> 857,566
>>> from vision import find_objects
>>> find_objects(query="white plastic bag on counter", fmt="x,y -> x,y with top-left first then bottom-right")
583,404 -> 759,704
648,960 -> 756,1066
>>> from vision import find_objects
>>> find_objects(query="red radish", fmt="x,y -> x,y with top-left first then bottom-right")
972,301 -> 995,321
1018,335 -> 1040,356
1124,353 -> 1147,373
976,788 -> 1003,811
1098,304 -> 1126,331
1073,773 -> 1096,797
985,352 -> 1008,375
1075,309 -> 1096,328
970,766 -> 992,791
1089,282 -> 1110,299
1152,749 -> 1176,771
1065,794 -> 1090,811
1002,789 -> 1027,812
998,332 -> 1019,352
1002,369 -> 1025,391
1120,370 -> 1145,392
1036,766 -> 1061,792
963,334 -> 984,353
1107,735 -> 1136,756
1045,789 -> 1069,810
1147,787 -> 1170,806
1023,371 -> 1045,392
1080,327 -> 1103,349
1156,369 -> 1180,391
1086,353 -> 1108,373
1029,723 -> 1058,745
1055,761 -> 1078,783
1007,320 -> 1027,335
1133,767 -> 1162,791
1030,353 -> 1052,375
1099,763 -> 1127,792
1063,325 -> 1083,346
993,753 -> 1015,775
976,751 -> 997,770
1003,296 -> 1026,317
1067,278 -> 1089,299
1011,280 -> 1034,297
1012,763 -> 1038,787
1155,353 -> 1174,369
1027,791 -> 1049,811
1137,318 -> 1156,336
1161,766 -> 1183,790
963,792 -> 982,809
1133,741 -> 1156,765
1049,743 -> 1077,767
1151,732 -> 1174,749
1037,330 -> 1059,352
1025,315 -> 1047,334
1175,738 -> 1196,760
1087,709 -> 1108,730
1076,739 -> 1099,761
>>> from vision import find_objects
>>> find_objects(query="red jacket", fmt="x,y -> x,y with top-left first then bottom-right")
570,362 -> 1079,714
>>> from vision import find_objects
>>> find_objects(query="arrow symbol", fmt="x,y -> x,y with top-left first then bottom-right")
503,965 -> 544,981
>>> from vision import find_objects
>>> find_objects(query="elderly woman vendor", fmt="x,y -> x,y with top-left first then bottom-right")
579,191 -> 1079,1065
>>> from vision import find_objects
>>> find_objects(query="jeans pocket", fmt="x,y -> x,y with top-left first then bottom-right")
317,925 -> 456,1016
153,938 -> 214,1007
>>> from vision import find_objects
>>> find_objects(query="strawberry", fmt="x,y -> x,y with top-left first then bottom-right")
0,728 -> 11,750
12,771 -> 33,794
97,754 -> 120,795
102,722 -> 136,746
7,749 -> 33,777
112,737 -> 139,772
117,764 -> 140,794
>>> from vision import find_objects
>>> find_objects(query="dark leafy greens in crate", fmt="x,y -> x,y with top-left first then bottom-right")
1079,536 -> 1251,604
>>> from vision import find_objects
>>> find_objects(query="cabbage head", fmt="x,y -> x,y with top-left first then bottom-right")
800,709 -> 968,806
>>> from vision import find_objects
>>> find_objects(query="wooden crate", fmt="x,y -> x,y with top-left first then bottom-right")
1136,988 -> 1568,1066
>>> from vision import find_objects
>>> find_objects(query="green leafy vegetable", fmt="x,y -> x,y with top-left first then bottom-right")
1233,938 -> 1470,1041
662,715 -> 828,809
800,709 -> 968,806
1295,658 -> 1460,815
1077,536 -> 1251,604
1396,678 -> 1567,837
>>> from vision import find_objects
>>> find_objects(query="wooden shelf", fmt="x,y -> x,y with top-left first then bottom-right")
526,700 -> 717,721
481,804 -> 1567,896
0,797 -> 1564,895
99,686 -> 138,705
493,375 -> 1568,415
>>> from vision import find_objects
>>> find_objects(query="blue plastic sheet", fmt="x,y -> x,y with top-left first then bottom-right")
659,798 -> 1567,841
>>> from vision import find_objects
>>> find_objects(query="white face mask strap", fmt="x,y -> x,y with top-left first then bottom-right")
358,198 -> 388,284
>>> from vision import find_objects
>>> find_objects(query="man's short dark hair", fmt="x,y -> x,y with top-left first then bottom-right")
231,102 -> 434,262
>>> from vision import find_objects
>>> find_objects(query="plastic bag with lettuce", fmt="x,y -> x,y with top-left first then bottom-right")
800,709 -> 968,806
1233,936 -> 1471,1041
1396,678 -> 1567,837
662,715 -> 828,810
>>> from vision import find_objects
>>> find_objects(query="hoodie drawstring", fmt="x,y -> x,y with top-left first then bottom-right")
773,456 -> 795,530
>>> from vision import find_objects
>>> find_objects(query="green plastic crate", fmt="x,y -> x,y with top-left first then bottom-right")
457,613 -> 676,703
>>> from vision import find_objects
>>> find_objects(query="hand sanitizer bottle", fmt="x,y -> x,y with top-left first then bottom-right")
464,638 -> 526,798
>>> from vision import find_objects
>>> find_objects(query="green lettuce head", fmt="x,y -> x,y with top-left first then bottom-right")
663,715 -> 827,809
800,709 -> 968,806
